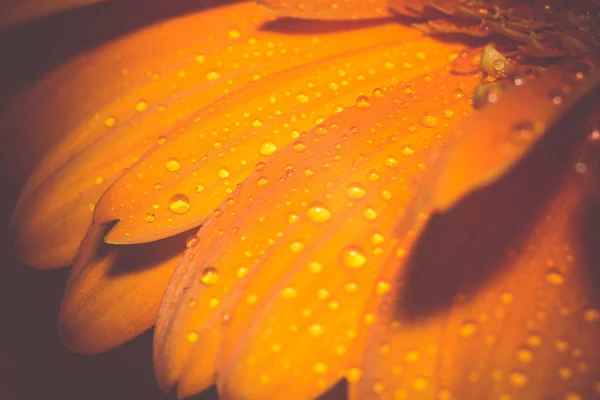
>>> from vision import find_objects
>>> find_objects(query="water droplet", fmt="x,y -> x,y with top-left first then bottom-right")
405,349 -> 420,363
313,362 -> 328,374
135,100 -> 149,112
355,95 -> 371,108
217,167 -> 230,179
186,236 -> 199,248
289,241 -> 305,253
412,376 -> 429,392
346,184 -> 366,199
104,116 -> 117,128
384,157 -> 398,168
345,368 -> 363,383
308,261 -> 323,274
306,205 -> 332,224
144,213 -> 156,223
195,184 -> 206,193
363,208 -> 378,220
206,71 -> 221,81
308,324 -> 324,337
421,115 -> 438,128
251,119 -> 263,128
169,194 -> 191,214
583,308 -> 599,323
546,268 -> 565,285
296,92 -> 309,104
280,287 -> 297,299
459,321 -> 477,338
186,331 -> 199,342
228,29 -> 240,38
341,247 -> 366,269
516,347 -> 534,363
259,140 -> 277,156
401,146 -> 415,156
199,267 -> 219,286
558,365 -> 573,380
509,371 -> 528,387
292,141 -> 307,152
165,157 -> 181,172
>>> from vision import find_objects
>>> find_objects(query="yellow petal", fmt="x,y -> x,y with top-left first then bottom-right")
153,66 -> 479,399
0,0 -> 105,30
7,2 -> 426,268
257,0 -> 393,20
58,223 -> 187,354
95,35 -> 463,245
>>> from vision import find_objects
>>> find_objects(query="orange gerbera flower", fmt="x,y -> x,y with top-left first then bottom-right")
2,0 -> 599,399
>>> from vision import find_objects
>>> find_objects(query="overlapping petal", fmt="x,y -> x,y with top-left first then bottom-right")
257,0 -> 393,20
6,1 -> 431,268
153,65 -> 480,398
95,35 -> 463,246
58,224 -> 192,354
0,0 -> 105,30
350,62 -> 600,399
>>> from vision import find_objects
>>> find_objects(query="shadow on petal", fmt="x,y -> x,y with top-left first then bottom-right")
397,81 -> 600,321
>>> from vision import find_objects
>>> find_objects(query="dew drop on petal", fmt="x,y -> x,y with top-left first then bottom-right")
341,247 -> 366,269
165,157 -> 181,172
199,267 -> 219,286
169,194 -> 191,214
306,204 -> 332,224
259,140 -> 277,156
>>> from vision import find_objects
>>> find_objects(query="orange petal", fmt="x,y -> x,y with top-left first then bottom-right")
354,176 -> 600,399
95,35 -> 465,245
58,223 -> 188,354
419,60 -> 600,215
153,67 -> 480,399
351,71 -> 600,399
7,3 -> 428,268
0,0 -> 105,29
257,0 -> 393,20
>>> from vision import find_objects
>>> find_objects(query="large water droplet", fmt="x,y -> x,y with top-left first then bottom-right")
169,194 -> 191,214
341,247 -> 366,269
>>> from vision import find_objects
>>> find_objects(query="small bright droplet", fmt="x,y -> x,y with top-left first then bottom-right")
217,167 -> 230,179
509,371 -> 528,388
401,146 -> 415,156
186,236 -> 199,248
259,140 -> 277,156
296,92 -> 309,104
346,184 -> 367,199
186,331 -> 199,342
289,241 -> 305,253
346,368 -> 363,383
144,213 -> 156,223
308,324 -> 324,337
169,194 -> 191,214
135,100 -> 149,112
206,71 -> 221,81
384,157 -> 398,168
355,95 -> 371,108
341,247 -> 366,269
165,157 -> 181,172
228,29 -> 240,38
546,268 -> 565,285
421,115 -> 438,128
199,267 -> 219,286
459,321 -> 477,338
306,205 -> 332,224
104,116 -> 117,128
313,362 -> 328,374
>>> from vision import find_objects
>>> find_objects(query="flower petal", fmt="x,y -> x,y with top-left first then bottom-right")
353,176 -> 600,399
7,2 -> 426,268
153,67 -> 480,399
350,65 -> 600,399
58,223 -> 188,354
95,35 -> 463,245
257,0 -> 393,20
0,0 -> 105,30
410,61 -> 600,220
